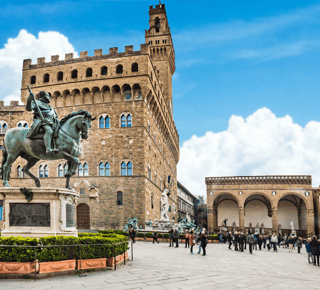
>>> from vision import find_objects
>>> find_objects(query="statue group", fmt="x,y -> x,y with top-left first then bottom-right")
1,89 -> 95,189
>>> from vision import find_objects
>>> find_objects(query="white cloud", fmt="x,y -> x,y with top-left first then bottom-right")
0,29 -> 78,104
178,108 -> 320,198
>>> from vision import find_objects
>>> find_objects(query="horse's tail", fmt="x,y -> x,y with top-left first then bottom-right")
0,140 -> 7,179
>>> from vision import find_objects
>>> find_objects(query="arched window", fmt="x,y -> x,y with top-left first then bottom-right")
39,165 -> 44,178
101,66 -> 108,75
18,123 -> 22,128
127,162 -> 132,176
43,73 -> 50,83
155,17 -> 160,32
58,164 -> 63,177
44,165 -> 49,177
30,75 -> 36,84
132,63 -> 138,72
116,64 -> 123,74
86,68 -> 93,78
121,115 -> 126,127
71,70 -> 78,79
17,166 -> 24,178
148,166 -> 151,180
121,162 -> 127,176
57,71 -> 63,81
23,123 -> 28,128
78,164 -> 83,176
84,163 -> 89,176
64,164 -> 68,175
127,115 -> 132,127
105,162 -> 110,176
99,162 -> 104,176
105,116 -> 110,128
151,194 -> 154,209
154,171 -> 157,185
117,191 -> 123,206
147,120 -> 150,132
99,116 -> 105,129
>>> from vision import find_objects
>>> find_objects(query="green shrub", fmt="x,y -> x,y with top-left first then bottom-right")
179,234 -> 185,239
78,233 -> 101,237
0,235 -> 128,263
164,233 -> 169,239
158,233 -> 163,239
137,232 -> 145,238
145,232 -> 153,238
207,235 -> 214,240
212,234 -> 218,240
99,230 -> 128,236
0,237 -> 39,262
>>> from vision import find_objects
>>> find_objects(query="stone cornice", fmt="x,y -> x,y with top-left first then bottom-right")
205,175 -> 312,185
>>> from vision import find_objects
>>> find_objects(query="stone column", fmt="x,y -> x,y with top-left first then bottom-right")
239,207 -> 245,231
307,209 -> 315,237
207,207 -> 214,233
297,207 -> 302,231
213,207 -> 218,231
272,209 -> 278,234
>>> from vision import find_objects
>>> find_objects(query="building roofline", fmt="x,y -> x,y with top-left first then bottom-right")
177,181 -> 197,200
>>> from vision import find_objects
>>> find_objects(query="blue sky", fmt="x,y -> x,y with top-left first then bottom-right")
1,0 -> 319,143
2,0 -> 320,194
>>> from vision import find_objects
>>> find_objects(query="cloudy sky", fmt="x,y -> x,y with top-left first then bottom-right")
1,0 -> 320,196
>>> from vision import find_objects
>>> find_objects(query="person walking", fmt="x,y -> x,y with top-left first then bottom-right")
239,232 -> 246,252
234,232 -> 239,251
310,235 -> 319,266
185,230 -> 190,248
271,233 -> 278,252
227,232 -> 232,250
169,228 -> 174,247
296,236 -> 302,254
266,235 -> 271,251
174,229 -> 179,248
152,230 -> 159,244
129,228 -> 136,243
305,238 -> 312,263
288,235 -> 294,253
196,233 -> 202,254
189,230 -> 195,254
258,235 -> 263,250
247,232 -> 255,254
200,229 -> 208,256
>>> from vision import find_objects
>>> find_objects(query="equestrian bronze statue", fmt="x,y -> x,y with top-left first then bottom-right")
1,87 -> 95,189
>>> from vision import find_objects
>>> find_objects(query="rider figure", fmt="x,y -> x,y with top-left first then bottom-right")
25,91 -> 59,154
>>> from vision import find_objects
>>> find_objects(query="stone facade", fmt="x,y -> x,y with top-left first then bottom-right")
177,181 -> 196,221
0,3 -> 179,231
206,175 -> 316,237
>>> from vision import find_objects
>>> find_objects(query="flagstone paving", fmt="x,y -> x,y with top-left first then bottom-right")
1,242 -> 319,290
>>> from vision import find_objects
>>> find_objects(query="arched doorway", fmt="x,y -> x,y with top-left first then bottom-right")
278,194 -> 307,237
213,193 -> 239,231
244,194 -> 272,233
77,204 -> 90,229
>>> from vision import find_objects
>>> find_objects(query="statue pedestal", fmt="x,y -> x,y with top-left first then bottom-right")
0,188 -> 79,238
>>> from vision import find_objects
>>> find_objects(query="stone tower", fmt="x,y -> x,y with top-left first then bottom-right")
145,3 -> 175,114
0,2 -> 180,231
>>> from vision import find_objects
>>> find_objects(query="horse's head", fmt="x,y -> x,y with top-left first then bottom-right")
79,114 -> 96,139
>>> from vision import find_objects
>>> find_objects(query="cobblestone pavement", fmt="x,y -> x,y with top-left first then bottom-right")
1,242 -> 319,290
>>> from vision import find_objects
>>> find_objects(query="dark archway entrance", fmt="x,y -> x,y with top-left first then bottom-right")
77,203 -> 90,229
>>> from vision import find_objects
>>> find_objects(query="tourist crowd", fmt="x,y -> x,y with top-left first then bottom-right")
220,231 -> 320,266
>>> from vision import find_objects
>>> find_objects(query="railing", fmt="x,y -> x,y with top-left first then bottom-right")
205,175 -> 312,185
0,240 -> 132,281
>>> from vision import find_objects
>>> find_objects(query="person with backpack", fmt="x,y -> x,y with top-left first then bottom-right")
310,235 -> 319,266
200,229 -> 208,256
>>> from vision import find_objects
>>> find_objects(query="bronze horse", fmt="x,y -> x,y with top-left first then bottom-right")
2,110 -> 95,189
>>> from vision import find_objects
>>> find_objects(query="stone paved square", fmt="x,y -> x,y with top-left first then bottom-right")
1,242 -> 319,290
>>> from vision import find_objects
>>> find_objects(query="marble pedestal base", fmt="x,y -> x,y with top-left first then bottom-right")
0,187 -> 79,238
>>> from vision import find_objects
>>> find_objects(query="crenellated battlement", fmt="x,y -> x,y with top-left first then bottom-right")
149,3 -> 166,15
0,101 -> 24,111
23,44 -> 149,70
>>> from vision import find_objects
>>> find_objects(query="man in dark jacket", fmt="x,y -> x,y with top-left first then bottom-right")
227,232 -> 232,250
153,230 -> 159,244
173,229 -> 179,248
169,228 -> 174,247
200,231 -> 208,256
258,235 -> 263,250
310,236 -> 319,266
234,232 -> 239,251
